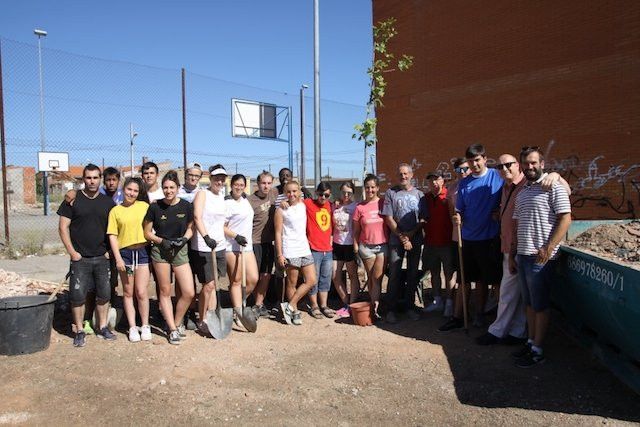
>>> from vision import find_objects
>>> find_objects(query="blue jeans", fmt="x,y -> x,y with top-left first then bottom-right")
386,244 -> 421,312
516,255 -> 556,311
310,250 -> 333,296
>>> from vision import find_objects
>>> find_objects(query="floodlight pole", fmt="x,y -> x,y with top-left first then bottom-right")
300,84 -> 308,188
288,106 -> 293,172
313,0 -> 321,188
35,28 -> 48,215
129,123 -> 138,177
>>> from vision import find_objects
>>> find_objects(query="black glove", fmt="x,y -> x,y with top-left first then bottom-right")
160,239 -> 173,251
234,234 -> 248,246
203,235 -> 217,250
171,237 -> 188,248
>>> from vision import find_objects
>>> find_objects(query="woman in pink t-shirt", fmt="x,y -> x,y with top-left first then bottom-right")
352,174 -> 388,320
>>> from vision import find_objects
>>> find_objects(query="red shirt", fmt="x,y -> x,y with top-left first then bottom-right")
304,198 -> 332,252
420,187 -> 452,247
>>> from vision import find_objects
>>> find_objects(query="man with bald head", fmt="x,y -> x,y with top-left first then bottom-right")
476,153 -> 569,346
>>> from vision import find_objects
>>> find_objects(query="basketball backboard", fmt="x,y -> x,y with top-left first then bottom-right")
38,151 -> 69,172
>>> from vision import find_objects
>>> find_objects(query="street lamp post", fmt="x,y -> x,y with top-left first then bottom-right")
299,84 -> 308,188
313,0 -> 321,188
129,123 -> 138,177
34,28 -> 48,215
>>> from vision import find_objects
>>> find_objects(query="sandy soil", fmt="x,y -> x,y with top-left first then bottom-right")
0,296 -> 638,426
569,220 -> 640,265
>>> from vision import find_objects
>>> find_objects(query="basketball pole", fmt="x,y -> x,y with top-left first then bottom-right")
313,0 -> 321,188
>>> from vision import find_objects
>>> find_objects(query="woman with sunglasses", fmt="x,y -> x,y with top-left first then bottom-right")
353,174 -> 388,320
107,177 -> 151,342
143,171 -> 195,345
223,174 -> 259,329
332,181 -> 360,317
274,181 -> 317,325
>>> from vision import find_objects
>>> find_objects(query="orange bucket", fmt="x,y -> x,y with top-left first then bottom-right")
349,301 -> 372,326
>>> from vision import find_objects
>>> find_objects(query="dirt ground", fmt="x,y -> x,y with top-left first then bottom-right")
0,257 -> 639,425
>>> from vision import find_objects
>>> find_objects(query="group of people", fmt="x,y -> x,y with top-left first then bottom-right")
58,143 -> 572,369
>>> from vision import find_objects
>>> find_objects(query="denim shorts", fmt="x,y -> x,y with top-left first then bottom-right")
358,243 -> 387,260
69,256 -> 111,305
310,250 -> 333,296
517,255 -> 557,311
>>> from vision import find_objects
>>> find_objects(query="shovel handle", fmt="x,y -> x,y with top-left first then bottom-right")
47,271 -> 70,302
455,222 -> 469,331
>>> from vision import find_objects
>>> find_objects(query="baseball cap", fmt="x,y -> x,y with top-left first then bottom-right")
209,165 -> 228,176
425,171 -> 443,179
187,162 -> 202,171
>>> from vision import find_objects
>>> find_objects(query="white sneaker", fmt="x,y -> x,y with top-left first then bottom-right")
140,325 -> 152,341
107,307 -> 117,330
443,298 -> 454,318
128,326 -> 141,343
422,297 -> 444,313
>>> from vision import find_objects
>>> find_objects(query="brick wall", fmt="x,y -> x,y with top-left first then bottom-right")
373,0 -> 640,219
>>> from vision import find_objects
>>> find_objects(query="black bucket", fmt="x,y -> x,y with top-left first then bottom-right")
0,295 -> 56,356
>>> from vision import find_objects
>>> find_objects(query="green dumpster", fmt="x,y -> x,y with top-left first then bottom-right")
553,246 -> 640,394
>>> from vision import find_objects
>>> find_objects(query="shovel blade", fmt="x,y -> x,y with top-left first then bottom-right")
205,307 -> 233,340
239,308 -> 258,333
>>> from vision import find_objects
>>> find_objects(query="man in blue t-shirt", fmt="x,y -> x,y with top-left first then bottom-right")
439,144 -> 503,332
382,163 -> 424,323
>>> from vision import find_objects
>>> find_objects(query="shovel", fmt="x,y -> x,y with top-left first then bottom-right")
237,251 -> 258,333
204,251 -> 233,339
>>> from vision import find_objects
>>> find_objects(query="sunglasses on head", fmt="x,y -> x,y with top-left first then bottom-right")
495,161 -> 516,170
455,166 -> 470,173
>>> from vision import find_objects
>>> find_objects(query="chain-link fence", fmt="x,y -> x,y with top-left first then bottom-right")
0,38 -> 368,253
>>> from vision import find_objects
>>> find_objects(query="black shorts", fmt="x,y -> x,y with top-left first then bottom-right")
253,243 -> 274,274
189,249 -> 226,284
461,237 -> 503,284
332,243 -> 355,262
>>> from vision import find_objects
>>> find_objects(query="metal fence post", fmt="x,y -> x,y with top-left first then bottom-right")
181,67 -> 187,170
0,40 -> 10,244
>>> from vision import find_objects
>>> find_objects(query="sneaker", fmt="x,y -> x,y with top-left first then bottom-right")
82,320 -> 94,335
406,309 -> 420,321
197,321 -> 210,336
422,297 -> 444,313
443,298 -> 454,318
97,327 -> 117,341
73,331 -> 86,347
140,325 -> 152,341
280,302 -> 293,325
385,311 -> 398,324
511,343 -> 532,360
128,326 -> 141,343
335,306 -> 351,318
168,330 -> 181,345
292,310 -> 302,325
177,324 -> 187,339
502,335 -> 526,346
475,332 -> 500,345
516,350 -> 546,368
185,311 -> 197,331
252,304 -> 270,318
437,317 -> 464,333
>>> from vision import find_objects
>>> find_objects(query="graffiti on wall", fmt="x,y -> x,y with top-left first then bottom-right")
427,140 -> 640,219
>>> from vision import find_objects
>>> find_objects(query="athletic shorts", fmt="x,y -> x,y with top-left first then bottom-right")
422,245 -> 454,277
286,254 -> 315,268
253,242 -> 275,274
358,243 -> 387,260
120,247 -> 150,273
69,256 -> 111,305
151,244 -> 189,267
461,237 -> 503,284
332,243 -> 355,262
189,249 -> 226,284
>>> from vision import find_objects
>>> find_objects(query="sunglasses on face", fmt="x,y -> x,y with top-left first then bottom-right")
342,191 -> 353,196
495,161 -> 516,170
318,192 -> 331,199
455,166 -> 470,173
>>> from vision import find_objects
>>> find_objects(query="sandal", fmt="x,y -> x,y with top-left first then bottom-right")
292,311 -> 302,325
310,306 -> 323,319
320,306 -> 335,318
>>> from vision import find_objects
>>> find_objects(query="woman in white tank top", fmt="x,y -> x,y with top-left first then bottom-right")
223,174 -> 259,325
192,165 -> 228,326
274,180 -> 317,326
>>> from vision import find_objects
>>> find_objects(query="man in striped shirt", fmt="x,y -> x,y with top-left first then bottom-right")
511,147 -> 572,368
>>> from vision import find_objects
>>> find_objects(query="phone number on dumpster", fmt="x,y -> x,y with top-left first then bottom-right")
567,255 -> 624,292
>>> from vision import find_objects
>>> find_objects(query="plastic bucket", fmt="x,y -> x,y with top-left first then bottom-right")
0,295 -> 56,356
349,301 -> 372,326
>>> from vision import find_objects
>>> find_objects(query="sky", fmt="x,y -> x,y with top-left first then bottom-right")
0,0 -> 374,180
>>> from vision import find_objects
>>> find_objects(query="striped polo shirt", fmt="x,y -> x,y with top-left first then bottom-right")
513,173 -> 571,259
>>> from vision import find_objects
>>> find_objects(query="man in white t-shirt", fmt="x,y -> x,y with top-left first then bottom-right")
142,161 -> 164,203
178,162 -> 203,203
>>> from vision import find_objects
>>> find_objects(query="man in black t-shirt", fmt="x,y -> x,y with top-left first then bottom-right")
58,164 -> 116,347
